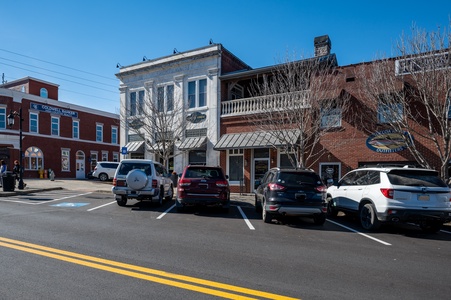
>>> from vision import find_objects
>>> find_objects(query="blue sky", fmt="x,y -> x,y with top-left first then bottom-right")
1,0 -> 449,114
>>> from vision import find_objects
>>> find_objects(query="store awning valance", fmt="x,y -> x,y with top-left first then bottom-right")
214,130 -> 300,150
124,141 -> 144,153
178,136 -> 207,150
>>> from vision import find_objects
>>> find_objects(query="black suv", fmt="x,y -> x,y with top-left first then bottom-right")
255,168 -> 327,224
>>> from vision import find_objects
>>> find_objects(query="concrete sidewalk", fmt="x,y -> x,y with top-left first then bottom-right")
0,178 -> 256,204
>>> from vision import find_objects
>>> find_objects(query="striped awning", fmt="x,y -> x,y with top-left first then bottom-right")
214,130 -> 300,150
178,136 -> 207,150
124,141 -> 145,153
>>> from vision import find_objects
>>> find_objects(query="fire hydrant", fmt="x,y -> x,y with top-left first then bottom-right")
49,169 -> 55,181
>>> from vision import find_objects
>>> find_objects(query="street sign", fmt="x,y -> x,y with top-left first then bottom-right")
121,147 -> 128,155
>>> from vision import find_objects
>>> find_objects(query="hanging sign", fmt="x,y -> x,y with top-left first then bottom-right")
187,111 -> 206,123
366,129 -> 411,153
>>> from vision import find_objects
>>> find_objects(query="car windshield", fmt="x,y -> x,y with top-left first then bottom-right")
277,172 -> 321,186
387,170 -> 447,187
185,168 -> 223,179
118,163 -> 152,176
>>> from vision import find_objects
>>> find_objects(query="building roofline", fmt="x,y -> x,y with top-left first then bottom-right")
0,76 -> 59,88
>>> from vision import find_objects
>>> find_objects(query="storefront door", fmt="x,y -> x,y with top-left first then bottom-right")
76,160 -> 85,179
253,158 -> 269,190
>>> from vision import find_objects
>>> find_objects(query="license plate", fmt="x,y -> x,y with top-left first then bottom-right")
199,184 -> 208,189
418,194 -> 430,201
295,193 -> 306,201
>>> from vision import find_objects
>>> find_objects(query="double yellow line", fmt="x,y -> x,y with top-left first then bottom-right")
0,237 -> 299,300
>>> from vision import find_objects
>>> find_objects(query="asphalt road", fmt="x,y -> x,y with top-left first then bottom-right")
1,189 -> 450,299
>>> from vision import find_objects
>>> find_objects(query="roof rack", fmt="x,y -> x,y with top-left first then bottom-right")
359,164 -> 419,169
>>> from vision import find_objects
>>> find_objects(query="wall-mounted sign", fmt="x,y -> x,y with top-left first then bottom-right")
30,103 -> 78,118
187,111 -> 206,123
366,129 -> 411,153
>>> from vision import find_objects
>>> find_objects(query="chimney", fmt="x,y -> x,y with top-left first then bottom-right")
314,35 -> 331,57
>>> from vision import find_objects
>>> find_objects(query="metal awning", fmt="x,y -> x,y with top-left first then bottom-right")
214,130 -> 300,150
178,136 -> 207,150
124,141 -> 144,153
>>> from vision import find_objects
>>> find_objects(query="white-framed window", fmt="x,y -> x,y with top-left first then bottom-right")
279,148 -> 297,169
321,107 -> 342,128
51,116 -> 60,136
319,162 -> 341,186
0,106 -> 7,129
40,88 -> 48,98
228,149 -> 244,185
90,152 -> 98,172
395,51 -> 450,75
130,90 -> 145,116
30,112 -> 38,133
377,102 -> 403,123
157,84 -> 174,113
61,149 -> 70,172
188,78 -> 207,108
111,126 -> 118,144
24,146 -> 44,170
96,123 -> 103,142
73,120 -> 79,139
113,152 -> 119,162
102,151 -> 108,161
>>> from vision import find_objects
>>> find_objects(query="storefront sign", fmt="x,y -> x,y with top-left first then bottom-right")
30,103 -> 78,118
366,129 -> 411,153
187,111 -> 206,123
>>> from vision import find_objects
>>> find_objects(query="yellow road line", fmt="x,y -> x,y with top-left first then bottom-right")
0,237 -> 299,300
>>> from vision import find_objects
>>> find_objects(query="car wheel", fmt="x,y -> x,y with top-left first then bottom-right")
326,197 -> 338,217
117,196 -> 127,206
255,195 -> 262,212
419,221 -> 442,233
262,200 -> 272,223
165,184 -> 174,201
359,203 -> 380,231
313,213 -> 326,225
99,173 -> 109,181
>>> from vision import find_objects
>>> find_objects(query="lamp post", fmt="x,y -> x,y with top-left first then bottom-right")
7,108 -> 24,190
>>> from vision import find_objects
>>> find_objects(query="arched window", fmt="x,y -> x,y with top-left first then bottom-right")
76,151 -> 85,160
40,88 -> 48,98
25,146 -> 44,170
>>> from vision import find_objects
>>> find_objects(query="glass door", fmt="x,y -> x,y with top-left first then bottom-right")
253,158 -> 269,190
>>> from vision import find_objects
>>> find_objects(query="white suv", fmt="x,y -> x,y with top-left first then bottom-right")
92,161 -> 119,181
112,159 -> 174,206
326,166 -> 451,233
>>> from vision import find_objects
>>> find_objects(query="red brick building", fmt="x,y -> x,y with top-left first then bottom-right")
0,77 -> 120,179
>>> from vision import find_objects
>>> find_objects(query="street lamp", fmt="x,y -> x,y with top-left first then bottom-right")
7,108 -> 24,190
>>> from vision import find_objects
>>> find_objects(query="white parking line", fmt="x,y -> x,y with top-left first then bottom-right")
326,219 -> 392,246
36,192 -> 93,205
87,201 -> 117,211
237,206 -> 255,230
157,204 -> 176,219
440,228 -> 451,234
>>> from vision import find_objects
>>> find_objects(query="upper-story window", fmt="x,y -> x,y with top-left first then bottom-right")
73,120 -> 79,139
321,107 -> 342,128
96,124 -> 103,142
377,102 -> 403,124
51,116 -> 60,136
188,78 -> 207,109
40,88 -> 48,98
111,126 -> 118,144
395,51 -> 450,75
0,107 -> 6,129
231,84 -> 244,100
30,112 -> 39,133
130,90 -> 145,116
157,84 -> 174,113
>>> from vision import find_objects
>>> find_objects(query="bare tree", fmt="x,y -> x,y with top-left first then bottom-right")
360,22 -> 451,180
246,54 -> 351,168
120,86 -> 187,168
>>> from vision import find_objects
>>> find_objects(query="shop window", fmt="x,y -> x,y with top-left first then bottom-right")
228,149 -> 244,185
24,146 -> 44,170
61,149 -> 70,171
188,150 -> 206,165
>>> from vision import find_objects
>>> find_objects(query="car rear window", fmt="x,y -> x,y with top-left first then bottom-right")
118,163 -> 152,176
184,167 -> 224,179
277,172 -> 321,186
387,170 -> 447,187
101,163 -> 119,169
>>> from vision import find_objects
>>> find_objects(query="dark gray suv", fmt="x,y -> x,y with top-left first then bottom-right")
254,168 -> 327,225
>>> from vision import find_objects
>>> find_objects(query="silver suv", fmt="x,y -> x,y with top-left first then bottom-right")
326,166 -> 451,233
92,161 -> 119,181
112,159 -> 174,206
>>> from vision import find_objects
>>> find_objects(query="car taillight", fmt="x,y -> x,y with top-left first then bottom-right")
216,180 -> 229,187
113,178 -> 117,186
178,178 -> 191,187
152,179 -> 158,188
268,183 -> 286,191
315,185 -> 327,193
380,188 -> 394,199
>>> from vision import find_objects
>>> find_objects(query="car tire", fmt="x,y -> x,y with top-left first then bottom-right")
99,173 -> 108,181
262,200 -> 272,223
117,196 -> 127,206
419,221 -> 442,233
165,184 -> 174,201
255,195 -> 262,212
360,203 -> 381,231
313,213 -> 326,225
326,197 -> 338,217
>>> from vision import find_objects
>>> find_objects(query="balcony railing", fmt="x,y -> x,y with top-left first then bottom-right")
221,91 -> 310,116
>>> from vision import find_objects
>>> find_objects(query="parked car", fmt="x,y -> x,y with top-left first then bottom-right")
176,165 -> 230,212
112,159 -> 174,206
92,161 -> 119,181
326,166 -> 451,233
254,168 -> 328,225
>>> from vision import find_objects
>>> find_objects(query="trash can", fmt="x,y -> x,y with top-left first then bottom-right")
2,171 -> 16,192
